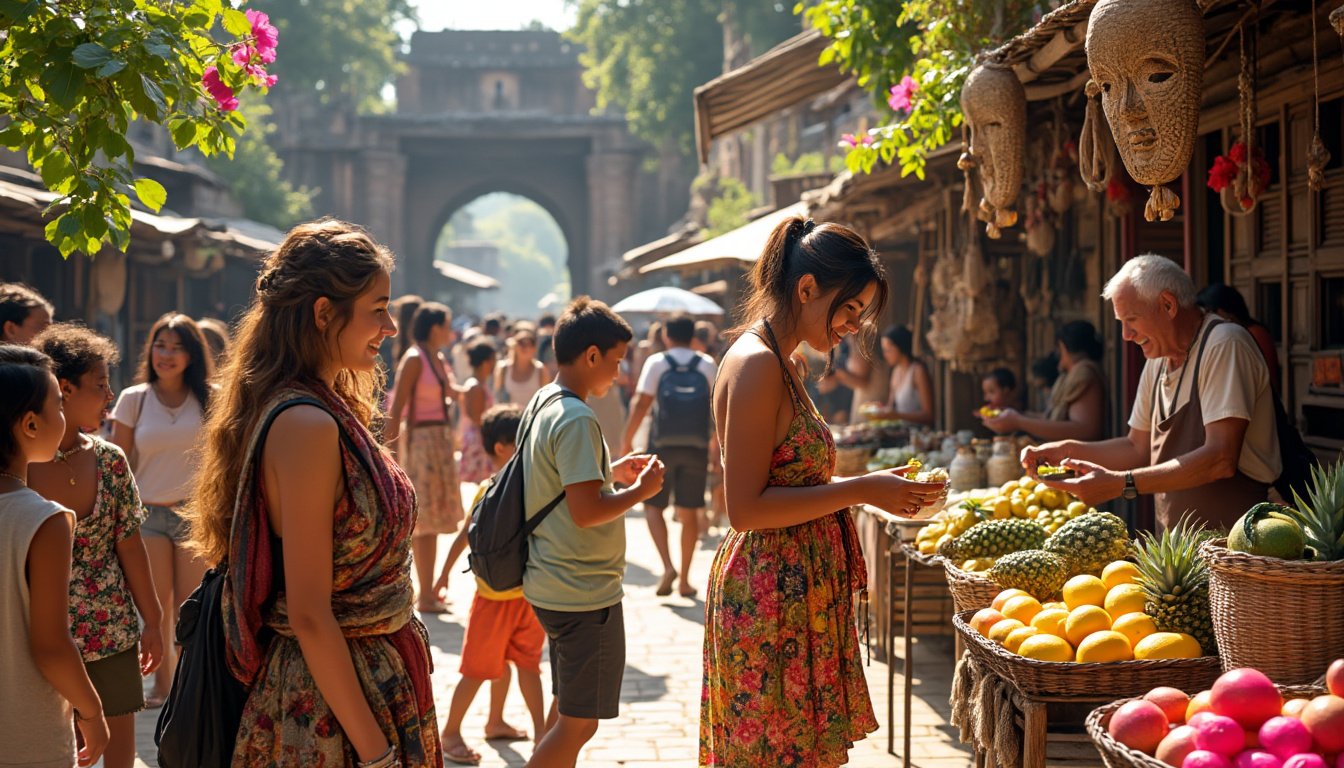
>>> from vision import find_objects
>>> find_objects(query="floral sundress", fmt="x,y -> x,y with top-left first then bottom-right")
699,326 -> 877,767
456,379 -> 494,484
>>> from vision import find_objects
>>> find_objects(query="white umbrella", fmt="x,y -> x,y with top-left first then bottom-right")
610,286 -> 724,316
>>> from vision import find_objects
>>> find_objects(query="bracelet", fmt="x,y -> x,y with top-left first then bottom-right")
357,745 -> 396,768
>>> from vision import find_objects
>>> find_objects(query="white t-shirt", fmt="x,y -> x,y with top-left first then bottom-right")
635,347 -> 717,397
111,383 -> 205,504
1128,314 -> 1281,484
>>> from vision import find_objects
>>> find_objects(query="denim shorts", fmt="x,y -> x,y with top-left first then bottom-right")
141,504 -> 190,544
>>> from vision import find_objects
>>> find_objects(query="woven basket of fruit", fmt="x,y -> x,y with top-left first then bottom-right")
1197,464 -> 1344,684
943,560 -> 1003,613
1085,672 -> 1332,768
953,609 -> 1221,699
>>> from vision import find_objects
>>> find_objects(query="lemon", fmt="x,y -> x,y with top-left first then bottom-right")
1030,607 -> 1070,638
991,497 -> 1012,519
1027,505 -> 1043,520
1001,595 -> 1043,624
1103,583 -> 1147,620
1101,561 -> 1141,590
1010,499 -> 1028,518
1062,575 -> 1108,609
1133,632 -> 1203,660
1004,626 -> 1040,653
1064,605 -> 1112,647
1025,492 -> 1041,508
1067,500 -> 1089,518
992,588 -> 1032,611
1039,489 -> 1061,510
1018,634 -> 1074,662
1075,630 -> 1133,663
1000,480 -> 1020,496
1042,601 -> 1067,611
988,618 -> 1026,645
1111,612 -> 1158,647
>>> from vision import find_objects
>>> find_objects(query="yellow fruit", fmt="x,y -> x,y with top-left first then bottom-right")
1133,632 -> 1203,660
991,497 -> 1012,519
988,619 -> 1026,644
1111,612 -> 1158,647
1067,500 -> 1089,518
970,608 -> 1006,636
1027,505 -> 1043,520
918,540 -> 937,555
1018,634 -> 1074,662
1000,481 -> 1020,496
1010,499 -> 1028,518
1064,605 -> 1112,647
1025,492 -> 1041,508
936,533 -> 952,549
1030,607 -> 1070,638
1063,575 -> 1108,609
1043,601 -> 1067,611
1004,626 -> 1040,653
992,589 -> 1032,611
1001,595 -> 1044,624
1104,583 -> 1148,620
1101,561 -> 1141,590
1075,630 -> 1133,663
1039,489 -> 1061,510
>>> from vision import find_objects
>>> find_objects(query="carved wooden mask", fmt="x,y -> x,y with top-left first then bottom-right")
961,63 -> 1027,217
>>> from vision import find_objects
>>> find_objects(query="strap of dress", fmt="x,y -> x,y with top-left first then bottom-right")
752,321 -> 805,412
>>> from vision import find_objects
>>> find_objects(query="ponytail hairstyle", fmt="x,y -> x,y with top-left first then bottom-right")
186,218 -> 395,565
411,301 -> 451,344
733,216 -> 888,371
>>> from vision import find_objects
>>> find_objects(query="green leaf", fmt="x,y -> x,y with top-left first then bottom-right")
96,59 -> 127,77
38,60 -> 85,110
56,211 -> 82,239
72,42 -> 114,69
133,177 -> 166,212
221,8 -> 250,37
137,74 -> 168,120
37,151 -> 74,193
169,119 -> 202,149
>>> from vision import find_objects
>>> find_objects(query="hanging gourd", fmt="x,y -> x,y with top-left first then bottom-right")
959,62 -> 1027,239
1085,0 -> 1204,222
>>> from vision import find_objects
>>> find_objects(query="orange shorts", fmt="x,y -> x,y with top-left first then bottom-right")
460,594 -> 546,680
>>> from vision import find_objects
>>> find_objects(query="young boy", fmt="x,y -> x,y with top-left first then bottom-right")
436,405 -> 545,765
520,297 -> 664,768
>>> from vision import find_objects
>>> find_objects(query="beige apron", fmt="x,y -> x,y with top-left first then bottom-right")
1150,319 -> 1267,531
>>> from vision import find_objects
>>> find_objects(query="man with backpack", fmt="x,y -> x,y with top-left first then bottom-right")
620,313 -> 717,598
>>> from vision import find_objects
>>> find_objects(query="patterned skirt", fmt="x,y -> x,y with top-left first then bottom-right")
457,420 -> 493,484
404,424 -> 463,536
232,634 -> 441,766
699,513 -> 877,768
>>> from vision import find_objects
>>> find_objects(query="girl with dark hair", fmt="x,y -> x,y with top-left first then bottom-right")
456,338 -> 498,485
865,324 -> 935,426
186,219 -> 440,766
982,320 -> 1107,442
385,300 -> 464,615
494,322 -> 547,406
1197,283 -> 1280,390
0,344 -> 110,766
109,311 -> 214,705
31,325 -> 162,768
981,367 -> 1019,411
701,217 -> 947,767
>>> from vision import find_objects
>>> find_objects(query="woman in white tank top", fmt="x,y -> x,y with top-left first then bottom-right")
494,325 -> 547,406
876,325 -> 935,426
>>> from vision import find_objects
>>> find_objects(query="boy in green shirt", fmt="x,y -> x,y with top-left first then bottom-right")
520,297 -> 664,768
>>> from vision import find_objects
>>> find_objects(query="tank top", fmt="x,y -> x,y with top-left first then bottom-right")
501,360 -> 544,406
409,347 -> 450,425
0,488 -> 77,767
891,361 -> 924,415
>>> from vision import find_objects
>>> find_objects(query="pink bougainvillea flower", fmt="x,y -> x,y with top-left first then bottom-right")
887,74 -> 919,113
840,133 -> 858,148
202,66 -> 239,111
245,9 -> 279,64
245,63 -> 278,87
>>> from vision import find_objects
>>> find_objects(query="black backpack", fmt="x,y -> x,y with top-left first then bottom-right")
468,389 -> 589,593
650,353 -> 712,450
1272,390 -> 1318,502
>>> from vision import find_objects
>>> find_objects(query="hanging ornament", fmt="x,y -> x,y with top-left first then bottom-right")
960,63 -> 1026,238
1078,80 -> 1117,194
1309,1 -> 1336,191
1086,0 -> 1204,222
1219,22 -> 1269,214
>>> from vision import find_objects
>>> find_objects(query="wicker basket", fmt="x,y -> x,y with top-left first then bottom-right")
1086,685 -> 1326,768
1201,538 -> 1344,684
943,559 -> 1001,613
835,443 -> 877,477
952,610 -> 1221,699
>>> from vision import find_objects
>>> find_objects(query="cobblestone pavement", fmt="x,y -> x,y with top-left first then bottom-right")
133,509 -> 969,766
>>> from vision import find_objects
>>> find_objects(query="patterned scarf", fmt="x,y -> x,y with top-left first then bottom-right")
223,383 -> 433,712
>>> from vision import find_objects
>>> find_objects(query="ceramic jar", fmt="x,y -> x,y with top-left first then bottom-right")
949,445 -> 985,492
986,437 -> 1020,489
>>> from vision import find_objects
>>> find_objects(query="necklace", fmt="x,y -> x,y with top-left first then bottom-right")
0,470 -> 25,486
153,383 -> 190,424
54,435 -> 91,486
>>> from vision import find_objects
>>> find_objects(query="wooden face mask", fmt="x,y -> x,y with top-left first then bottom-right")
1086,0 -> 1204,187
961,63 -> 1027,219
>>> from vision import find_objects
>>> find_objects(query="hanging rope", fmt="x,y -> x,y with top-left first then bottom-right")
1310,1 -> 1334,190
1223,18 -> 1263,216
1078,80 -> 1115,193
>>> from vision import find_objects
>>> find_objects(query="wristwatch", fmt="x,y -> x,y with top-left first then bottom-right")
1122,472 -> 1139,501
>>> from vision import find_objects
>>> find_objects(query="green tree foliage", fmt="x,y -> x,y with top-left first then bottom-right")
203,95 -> 311,229
801,0 -> 1042,178
567,0 -> 799,159
0,0 -> 277,256
440,194 -> 570,317
703,176 -> 758,236
246,0 -> 414,112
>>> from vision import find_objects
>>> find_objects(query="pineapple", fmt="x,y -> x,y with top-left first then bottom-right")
937,518 -> 1048,561
1043,511 -> 1130,576
1286,460 -> 1344,561
1132,516 -> 1217,654
987,549 -> 1069,599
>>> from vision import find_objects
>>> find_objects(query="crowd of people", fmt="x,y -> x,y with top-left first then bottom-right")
0,213 -> 1295,768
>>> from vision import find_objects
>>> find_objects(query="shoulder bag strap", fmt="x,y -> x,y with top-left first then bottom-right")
518,390 -> 601,534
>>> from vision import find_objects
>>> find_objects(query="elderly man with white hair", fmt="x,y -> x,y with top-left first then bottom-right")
1023,254 -> 1281,530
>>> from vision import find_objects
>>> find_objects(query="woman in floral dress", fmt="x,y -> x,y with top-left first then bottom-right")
701,217 -> 947,767
30,324 -> 163,768
187,220 -> 439,767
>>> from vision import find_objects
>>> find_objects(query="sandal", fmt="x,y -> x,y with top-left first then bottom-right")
443,742 -> 481,766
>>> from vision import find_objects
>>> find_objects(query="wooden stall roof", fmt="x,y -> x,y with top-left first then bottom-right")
434,260 -> 500,290
693,29 -> 852,163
